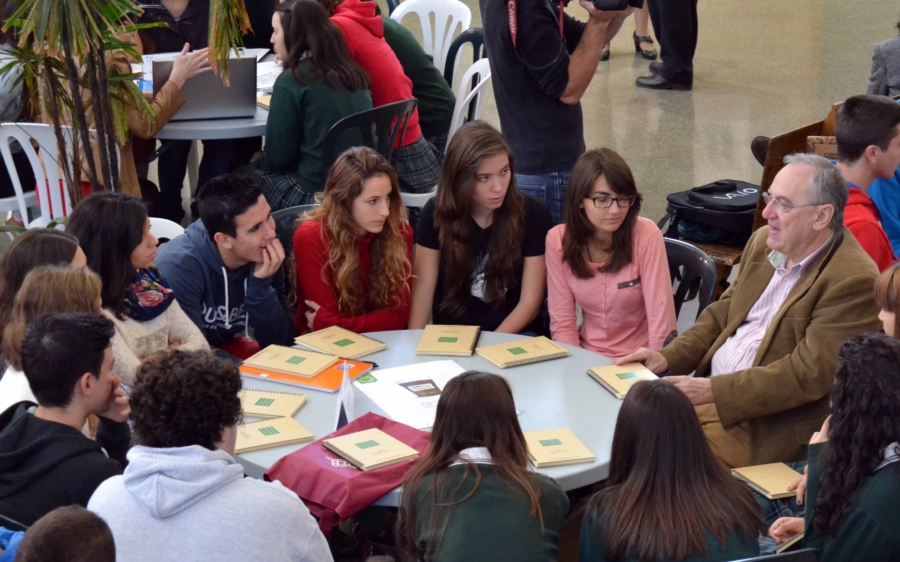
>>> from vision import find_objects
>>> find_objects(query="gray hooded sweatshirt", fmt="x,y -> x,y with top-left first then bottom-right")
88,445 -> 331,562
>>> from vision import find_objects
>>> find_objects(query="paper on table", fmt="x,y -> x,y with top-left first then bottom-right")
353,360 -> 467,429
256,61 -> 283,95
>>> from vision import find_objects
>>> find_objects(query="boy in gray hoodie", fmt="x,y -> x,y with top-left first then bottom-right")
156,174 -> 296,358
88,350 -> 331,562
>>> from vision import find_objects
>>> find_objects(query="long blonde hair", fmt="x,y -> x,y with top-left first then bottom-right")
2,266 -> 103,371
310,147 -> 411,315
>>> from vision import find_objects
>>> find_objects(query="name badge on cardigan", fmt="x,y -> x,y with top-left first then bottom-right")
617,276 -> 642,289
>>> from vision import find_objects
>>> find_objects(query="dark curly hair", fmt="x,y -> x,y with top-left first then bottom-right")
131,350 -> 243,450
813,333 -> 900,536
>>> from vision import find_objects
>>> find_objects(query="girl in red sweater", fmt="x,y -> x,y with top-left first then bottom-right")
293,147 -> 414,333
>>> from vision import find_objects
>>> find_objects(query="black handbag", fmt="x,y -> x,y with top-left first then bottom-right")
658,180 -> 760,247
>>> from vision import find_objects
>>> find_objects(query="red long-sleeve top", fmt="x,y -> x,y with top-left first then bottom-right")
293,219 -> 414,334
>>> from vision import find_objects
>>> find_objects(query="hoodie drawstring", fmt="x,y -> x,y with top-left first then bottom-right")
244,278 -> 251,341
222,267 -> 231,330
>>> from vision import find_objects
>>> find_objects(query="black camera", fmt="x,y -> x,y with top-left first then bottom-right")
591,0 -> 643,10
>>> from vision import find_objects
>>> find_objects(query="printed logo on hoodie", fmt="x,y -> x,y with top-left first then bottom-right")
202,303 -> 247,331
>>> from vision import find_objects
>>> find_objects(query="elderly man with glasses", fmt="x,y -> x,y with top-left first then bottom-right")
619,153 -> 881,468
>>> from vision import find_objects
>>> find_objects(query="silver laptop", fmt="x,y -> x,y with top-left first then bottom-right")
153,56 -> 257,121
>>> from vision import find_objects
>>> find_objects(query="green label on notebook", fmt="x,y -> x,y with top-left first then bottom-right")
539,439 -> 563,446
438,337 -> 458,343
334,339 -> 355,347
507,347 -> 527,355
285,356 -> 306,365
616,372 -> 638,380
357,373 -> 378,384
259,426 -> 280,436
254,398 -> 275,407
356,440 -> 379,449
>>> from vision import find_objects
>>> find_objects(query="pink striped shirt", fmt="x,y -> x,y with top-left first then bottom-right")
710,237 -> 832,376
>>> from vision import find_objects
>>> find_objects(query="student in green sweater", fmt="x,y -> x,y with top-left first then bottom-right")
580,380 -> 764,562
240,0 -> 373,211
768,333 -> 900,561
398,371 -> 569,562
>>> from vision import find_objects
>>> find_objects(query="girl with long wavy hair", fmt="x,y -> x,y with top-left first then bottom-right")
769,333 -> 900,562
239,0 -> 372,211
398,371 -> 569,562
409,121 -> 553,333
293,146 -> 413,333
0,266 -> 103,414
67,193 -> 209,385
547,148 -> 676,358
580,379 -> 765,562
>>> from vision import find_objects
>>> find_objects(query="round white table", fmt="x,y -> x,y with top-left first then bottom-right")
156,107 -> 269,141
237,330 -> 622,505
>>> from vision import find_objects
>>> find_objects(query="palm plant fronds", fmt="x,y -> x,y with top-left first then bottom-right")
208,0 -> 251,85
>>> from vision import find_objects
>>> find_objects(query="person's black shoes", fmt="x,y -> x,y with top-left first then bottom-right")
633,32 -> 657,60
751,136 -> 771,166
649,61 -> 663,75
636,74 -> 692,91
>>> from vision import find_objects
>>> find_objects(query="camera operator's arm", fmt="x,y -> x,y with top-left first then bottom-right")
559,3 -> 630,105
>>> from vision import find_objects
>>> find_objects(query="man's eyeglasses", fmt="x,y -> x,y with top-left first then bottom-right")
761,191 -> 823,214
587,195 -> 637,209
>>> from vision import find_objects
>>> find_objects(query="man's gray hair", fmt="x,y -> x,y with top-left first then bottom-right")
783,153 -> 847,231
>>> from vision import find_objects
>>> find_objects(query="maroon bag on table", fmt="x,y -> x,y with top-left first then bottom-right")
265,412 -> 430,536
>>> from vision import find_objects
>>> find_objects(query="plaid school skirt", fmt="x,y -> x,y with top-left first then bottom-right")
393,136 -> 442,194
238,164 -> 319,212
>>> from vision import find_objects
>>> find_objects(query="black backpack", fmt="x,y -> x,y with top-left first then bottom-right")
658,180 -> 760,247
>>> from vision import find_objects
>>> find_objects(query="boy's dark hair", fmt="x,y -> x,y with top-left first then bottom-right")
130,350 -> 243,450
15,506 -> 116,562
835,95 -> 900,163
196,174 -> 265,239
21,313 -> 115,408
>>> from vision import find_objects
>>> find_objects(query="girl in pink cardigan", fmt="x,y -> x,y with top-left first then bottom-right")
546,149 -> 676,358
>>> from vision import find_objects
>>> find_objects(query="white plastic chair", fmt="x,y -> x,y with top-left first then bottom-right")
390,0 -> 471,73
446,57 -> 492,145
0,123 -> 115,228
149,216 -> 185,241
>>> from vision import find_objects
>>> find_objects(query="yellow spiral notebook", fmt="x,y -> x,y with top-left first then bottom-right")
239,389 -> 307,419
732,463 -> 802,500
586,363 -> 658,399
323,428 -> 419,471
235,416 -> 314,453
243,345 -> 339,379
524,428 -> 595,468
295,326 -> 386,359
475,336 -> 569,368
416,325 -> 481,356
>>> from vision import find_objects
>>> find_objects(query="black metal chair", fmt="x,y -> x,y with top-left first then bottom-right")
272,204 -> 319,259
320,99 -> 418,176
443,29 -> 486,121
664,238 -> 717,321
733,549 -> 817,562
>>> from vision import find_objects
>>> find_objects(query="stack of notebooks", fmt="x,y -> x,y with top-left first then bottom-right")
235,416 -> 314,453
240,345 -> 373,393
416,325 -> 481,356
586,363 -> 658,399
239,389 -> 306,419
475,336 -> 569,368
323,428 -> 419,471
523,428 -> 595,468
295,326 -> 386,359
